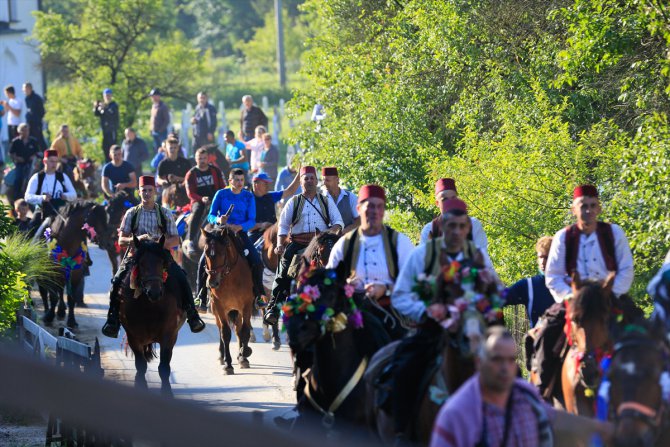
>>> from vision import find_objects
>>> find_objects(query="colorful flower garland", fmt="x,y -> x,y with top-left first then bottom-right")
281,270 -> 364,333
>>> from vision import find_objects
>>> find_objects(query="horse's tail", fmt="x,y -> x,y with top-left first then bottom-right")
228,310 -> 240,328
143,343 -> 157,363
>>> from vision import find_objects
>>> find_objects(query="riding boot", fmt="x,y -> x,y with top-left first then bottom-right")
252,263 -> 267,308
101,283 -> 122,338
171,262 -> 206,333
263,292 -> 283,326
195,253 -> 208,311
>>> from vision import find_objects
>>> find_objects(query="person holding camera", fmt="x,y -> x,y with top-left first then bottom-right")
93,88 -> 119,163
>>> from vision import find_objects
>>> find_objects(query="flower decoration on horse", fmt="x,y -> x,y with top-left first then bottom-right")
281,268 -> 363,334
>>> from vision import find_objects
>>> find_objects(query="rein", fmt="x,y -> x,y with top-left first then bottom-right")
205,237 -> 241,278
302,356 -> 369,429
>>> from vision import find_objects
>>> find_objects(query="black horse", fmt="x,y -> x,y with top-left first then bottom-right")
103,192 -> 139,274
284,266 -> 390,436
40,201 -> 112,328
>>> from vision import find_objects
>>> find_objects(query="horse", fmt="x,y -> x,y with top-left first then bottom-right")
39,200 -> 112,329
118,235 -> 185,396
365,259 -> 502,445
72,158 -> 99,198
261,222 -> 279,274
561,273 -> 615,416
161,183 -> 189,210
201,144 -> 231,179
608,320 -> 670,447
103,191 -> 139,274
284,266 -> 390,438
202,226 -> 254,374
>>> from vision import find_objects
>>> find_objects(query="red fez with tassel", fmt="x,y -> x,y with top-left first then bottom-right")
358,184 -> 386,203
139,176 -> 156,187
573,185 -> 599,199
441,198 -> 468,214
435,178 -> 457,195
44,150 -> 58,159
321,167 -> 338,177
300,166 -> 316,176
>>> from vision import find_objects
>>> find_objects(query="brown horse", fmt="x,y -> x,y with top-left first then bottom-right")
202,226 -> 254,374
608,320 -> 670,447
161,183 -> 189,210
119,235 -> 186,396
365,260 -> 500,445
72,158 -> 99,198
261,223 -> 279,274
561,272 -> 615,416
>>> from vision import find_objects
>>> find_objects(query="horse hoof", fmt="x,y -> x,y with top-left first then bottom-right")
249,331 -> 257,343
43,309 -> 55,324
66,318 -> 79,329
272,339 -> 281,351
56,306 -> 66,320
224,367 -> 235,375
161,387 -> 174,398
262,325 -> 271,342
76,301 -> 87,308
242,346 -> 253,357
239,359 -> 250,369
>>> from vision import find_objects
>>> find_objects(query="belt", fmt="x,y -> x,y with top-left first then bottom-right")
289,232 -> 315,245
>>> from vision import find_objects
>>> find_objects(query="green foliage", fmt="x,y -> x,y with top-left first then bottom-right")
290,0 -> 670,300
33,0 -> 204,157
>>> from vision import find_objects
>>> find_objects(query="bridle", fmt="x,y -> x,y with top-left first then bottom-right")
205,233 -> 240,279
313,235 -> 337,268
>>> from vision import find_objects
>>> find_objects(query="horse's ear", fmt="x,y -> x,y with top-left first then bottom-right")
159,234 -> 165,248
603,271 -> 616,294
133,233 -> 140,248
571,272 -> 583,291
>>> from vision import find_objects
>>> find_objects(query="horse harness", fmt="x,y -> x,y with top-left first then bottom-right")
205,231 -> 241,278
302,357 -> 369,429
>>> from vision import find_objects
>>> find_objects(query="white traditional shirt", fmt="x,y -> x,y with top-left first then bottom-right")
420,216 -> 488,251
322,187 -> 360,219
392,241 -> 497,322
277,194 -> 344,236
25,172 -> 77,206
326,230 -> 414,290
545,223 -> 634,302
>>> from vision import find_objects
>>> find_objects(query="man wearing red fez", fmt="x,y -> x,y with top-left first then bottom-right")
545,184 -> 634,302
101,174 -> 206,338
263,165 -> 344,326
387,197 -> 500,437
321,166 -> 360,233
420,178 -> 489,255
24,148 -> 77,233
326,184 -> 414,339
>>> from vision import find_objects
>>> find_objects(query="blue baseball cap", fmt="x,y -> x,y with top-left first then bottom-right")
103,88 -> 112,95
252,172 -> 273,183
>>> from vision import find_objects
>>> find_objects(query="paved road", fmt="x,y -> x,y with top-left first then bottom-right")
36,244 -> 296,420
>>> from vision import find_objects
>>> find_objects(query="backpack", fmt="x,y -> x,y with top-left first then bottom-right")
129,203 -> 168,235
36,171 -> 67,196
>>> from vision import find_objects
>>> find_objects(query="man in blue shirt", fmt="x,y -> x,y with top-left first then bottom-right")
274,155 -> 301,197
224,130 -> 249,173
248,171 -> 300,246
101,145 -> 137,198
504,236 -> 555,327
196,168 -> 266,309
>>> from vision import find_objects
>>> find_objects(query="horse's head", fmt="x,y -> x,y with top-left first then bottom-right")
609,321 -> 668,447
303,229 -> 340,269
570,272 -> 615,343
285,264 -> 354,353
202,226 -> 241,289
132,234 -> 170,301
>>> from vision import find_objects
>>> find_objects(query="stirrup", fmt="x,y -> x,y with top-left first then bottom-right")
101,318 -> 120,338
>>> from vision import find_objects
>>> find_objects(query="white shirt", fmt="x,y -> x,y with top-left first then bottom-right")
326,230 -> 415,289
25,171 -> 77,206
545,223 -> 634,302
647,249 -> 670,298
278,194 -> 344,236
7,97 -> 24,125
420,216 -> 488,251
323,187 -> 360,219
246,137 -> 264,172
392,241 -> 497,322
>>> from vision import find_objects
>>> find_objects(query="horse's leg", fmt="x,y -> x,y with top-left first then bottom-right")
107,248 -> 119,275
56,288 -> 66,320
40,285 -> 55,323
66,284 -> 78,329
561,353 -> 577,414
237,310 -> 252,369
132,345 -> 149,390
262,323 -> 271,343
272,322 -> 281,351
221,320 -> 234,375
158,341 -> 175,397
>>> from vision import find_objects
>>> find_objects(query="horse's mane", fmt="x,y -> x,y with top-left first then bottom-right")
303,231 -> 340,262
208,225 -> 245,253
61,199 -> 95,216
571,280 -> 613,326
134,240 -> 169,259
263,223 -> 278,248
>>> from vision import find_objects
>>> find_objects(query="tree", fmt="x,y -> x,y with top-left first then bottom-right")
33,0 -> 204,159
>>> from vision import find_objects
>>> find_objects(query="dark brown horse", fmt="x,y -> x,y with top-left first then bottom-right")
608,320 -> 670,447
161,183 -> 189,210
72,158 -> 99,198
261,222 -> 279,274
40,201 -> 112,328
103,191 -> 138,274
202,226 -> 254,374
119,235 -> 186,396
561,273 -> 615,416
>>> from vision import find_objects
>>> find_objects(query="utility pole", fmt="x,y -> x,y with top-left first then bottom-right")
275,0 -> 286,88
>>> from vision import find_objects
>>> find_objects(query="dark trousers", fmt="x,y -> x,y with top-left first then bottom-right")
29,124 -> 46,151
102,131 -> 117,163
391,319 -> 442,434
268,241 -> 307,312
187,201 -> 207,243
13,162 -> 33,199
151,130 -> 168,151
8,125 -> 18,141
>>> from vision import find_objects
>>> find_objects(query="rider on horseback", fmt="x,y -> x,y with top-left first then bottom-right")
101,175 -> 206,338
247,170 -> 300,246
24,149 -> 77,237
263,166 -> 343,326
390,198 -> 500,440
326,184 -> 415,339
156,135 -> 192,189
195,168 -> 267,309
321,166 -> 360,234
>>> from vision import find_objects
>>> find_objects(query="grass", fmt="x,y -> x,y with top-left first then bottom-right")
2,234 -> 59,287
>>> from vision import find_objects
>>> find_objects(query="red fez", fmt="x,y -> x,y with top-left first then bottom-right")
442,198 -> 468,214
573,184 -> 599,199
435,178 -> 457,195
44,150 -> 58,159
139,176 -> 155,187
300,166 -> 316,176
358,184 -> 386,203
321,167 -> 338,177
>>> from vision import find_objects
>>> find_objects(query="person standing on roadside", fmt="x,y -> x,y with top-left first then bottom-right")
239,95 -> 268,142
149,88 -> 170,151
191,91 -> 217,151
22,82 -> 46,150
93,88 -> 119,163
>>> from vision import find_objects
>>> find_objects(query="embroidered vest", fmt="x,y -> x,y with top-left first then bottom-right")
341,226 -> 399,282
564,222 -> 617,275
